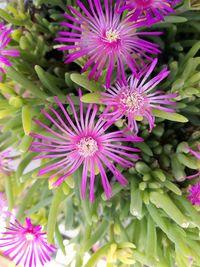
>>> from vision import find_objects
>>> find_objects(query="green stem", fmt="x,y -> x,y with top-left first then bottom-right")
17,180 -> 41,221
5,67 -> 48,100
5,175 -> 14,211
18,0 -> 24,12
84,243 -> 111,267
109,223 -> 115,242
47,187 -> 65,244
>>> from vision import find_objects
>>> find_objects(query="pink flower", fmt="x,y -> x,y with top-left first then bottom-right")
30,90 -> 140,202
0,216 -> 56,267
119,0 -> 181,26
55,0 -> 161,88
101,59 -> 177,133
0,22 -> 20,80
188,181 -> 200,206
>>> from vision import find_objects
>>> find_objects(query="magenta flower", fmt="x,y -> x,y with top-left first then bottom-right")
55,0 -> 161,88
0,216 -> 56,267
188,181 -> 200,206
119,0 -> 181,26
30,90 -> 140,201
0,22 -> 20,79
101,59 -> 177,133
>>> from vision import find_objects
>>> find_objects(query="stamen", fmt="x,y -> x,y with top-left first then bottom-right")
119,89 -> 147,113
77,137 -> 98,157
25,233 -> 35,241
105,29 -> 120,43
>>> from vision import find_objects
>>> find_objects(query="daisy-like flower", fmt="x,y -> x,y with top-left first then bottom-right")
0,216 -> 56,267
188,181 -> 200,206
101,58 -> 177,133
0,150 -> 14,175
56,0 -> 161,88
30,90 -> 140,202
119,0 -> 181,26
0,22 -> 20,80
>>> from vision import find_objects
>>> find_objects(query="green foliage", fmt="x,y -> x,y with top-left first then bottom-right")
0,0 -> 200,267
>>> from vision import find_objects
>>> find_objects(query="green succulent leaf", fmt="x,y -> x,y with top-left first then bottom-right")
153,109 -> 188,122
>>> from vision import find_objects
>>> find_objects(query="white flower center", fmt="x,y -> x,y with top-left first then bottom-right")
120,90 -> 146,113
25,233 -> 35,241
77,137 -> 98,157
105,29 -> 120,43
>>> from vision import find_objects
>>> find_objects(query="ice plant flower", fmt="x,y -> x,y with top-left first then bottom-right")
0,216 -> 56,267
0,150 -> 14,175
55,0 -> 161,88
119,0 -> 181,26
0,22 -> 20,80
30,90 -> 140,201
101,59 -> 177,133
188,181 -> 200,206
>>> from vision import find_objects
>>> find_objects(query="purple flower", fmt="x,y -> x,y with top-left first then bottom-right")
55,0 -> 161,88
119,0 -> 181,26
0,150 -> 14,175
30,90 -> 140,202
101,59 -> 177,133
0,216 -> 56,267
188,181 -> 200,206
0,22 -> 20,80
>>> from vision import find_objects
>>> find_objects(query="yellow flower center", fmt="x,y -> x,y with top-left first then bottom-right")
105,29 -> 120,43
25,233 -> 35,241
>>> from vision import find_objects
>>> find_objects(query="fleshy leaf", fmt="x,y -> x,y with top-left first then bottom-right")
153,109 -> 188,122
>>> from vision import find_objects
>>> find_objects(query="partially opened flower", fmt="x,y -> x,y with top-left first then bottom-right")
188,181 -> 200,206
101,58 -> 177,133
119,0 -> 181,26
0,22 -> 20,80
55,0 -> 161,88
30,90 -> 140,201
0,216 -> 56,267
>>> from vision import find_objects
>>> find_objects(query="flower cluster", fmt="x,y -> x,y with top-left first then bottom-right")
28,0 -> 180,202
